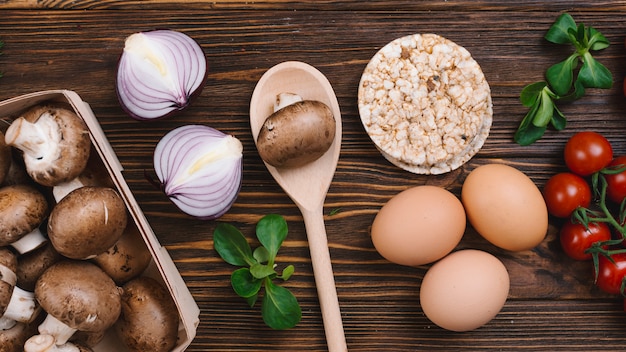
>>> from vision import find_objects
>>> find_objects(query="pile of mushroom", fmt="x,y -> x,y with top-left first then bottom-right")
0,103 -> 179,351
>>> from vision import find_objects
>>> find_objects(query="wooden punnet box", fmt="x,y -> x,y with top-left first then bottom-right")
0,90 -> 200,351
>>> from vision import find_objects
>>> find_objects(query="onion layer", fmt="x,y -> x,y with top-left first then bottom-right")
154,125 -> 243,220
116,30 -> 208,120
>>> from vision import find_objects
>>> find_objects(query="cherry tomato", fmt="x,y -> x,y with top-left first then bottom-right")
564,131 -> 613,176
559,221 -> 611,260
605,155 -> 626,204
596,253 -> 626,295
543,172 -> 592,218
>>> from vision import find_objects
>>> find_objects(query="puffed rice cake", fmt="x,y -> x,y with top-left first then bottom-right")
358,33 -> 493,174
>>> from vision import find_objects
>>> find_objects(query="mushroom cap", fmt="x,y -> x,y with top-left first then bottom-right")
48,186 -> 128,259
17,242 -> 63,291
0,247 -> 17,314
34,260 -> 121,332
0,184 -> 48,246
116,276 -> 179,352
7,104 -> 91,187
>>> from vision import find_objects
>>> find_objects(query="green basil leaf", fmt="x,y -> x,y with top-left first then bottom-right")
213,223 -> 256,266
520,81 -> 547,107
256,214 -> 288,261
261,279 -> 302,330
231,267 -> 262,298
250,262 -> 276,280
253,246 -> 270,264
545,54 -> 578,96
544,13 -> 577,44
578,52 -> 613,89
280,264 -> 295,281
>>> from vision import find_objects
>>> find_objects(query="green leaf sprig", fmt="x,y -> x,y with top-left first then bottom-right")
213,214 -> 302,330
514,13 -> 613,145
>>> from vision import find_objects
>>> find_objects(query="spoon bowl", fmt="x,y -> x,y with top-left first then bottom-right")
250,61 -> 346,352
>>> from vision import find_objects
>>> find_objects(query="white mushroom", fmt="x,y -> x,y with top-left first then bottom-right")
4,104 -> 91,187
24,333 -> 93,352
35,261 -> 121,345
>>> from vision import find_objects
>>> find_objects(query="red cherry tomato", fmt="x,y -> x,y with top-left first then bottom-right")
596,253 -> 626,295
564,131 -> 613,176
559,221 -> 611,260
605,156 -> 626,204
543,172 -> 592,218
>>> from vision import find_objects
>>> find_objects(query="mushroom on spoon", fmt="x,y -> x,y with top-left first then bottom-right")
250,61 -> 346,352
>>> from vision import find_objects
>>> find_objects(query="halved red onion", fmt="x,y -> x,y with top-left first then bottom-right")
154,125 -> 243,220
116,30 -> 207,120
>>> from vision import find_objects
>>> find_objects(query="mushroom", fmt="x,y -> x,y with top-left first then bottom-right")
4,104 -> 91,187
116,276 -> 179,352
92,224 -> 152,285
24,334 -> 93,352
47,186 -> 127,259
0,317 -> 41,352
256,92 -> 336,168
34,260 -> 122,345
17,242 -> 63,291
0,185 -> 49,254
0,130 -> 11,185
0,247 -> 40,324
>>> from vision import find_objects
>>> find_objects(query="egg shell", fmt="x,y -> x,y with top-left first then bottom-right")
371,185 -> 466,266
420,249 -> 510,332
461,164 -> 548,251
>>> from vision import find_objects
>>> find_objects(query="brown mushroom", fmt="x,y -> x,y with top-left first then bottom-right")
34,260 -> 122,345
0,185 -> 49,254
0,130 -> 11,185
16,242 -> 63,291
256,92 -> 336,168
0,247 -> 39,324
116,276 -> 179,352
24,334 -> 93,352
47,186 -> 127,259
92,224 -> 152,285
0,316 -> 41,352
4,104 -> 91,187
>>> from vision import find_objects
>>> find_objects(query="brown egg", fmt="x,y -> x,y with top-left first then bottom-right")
461,164 -> 548,251
371,185 -> 466,266
420,249 -> 510,332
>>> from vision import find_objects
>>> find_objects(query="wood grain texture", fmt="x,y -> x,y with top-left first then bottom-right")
1,4 -> 626,351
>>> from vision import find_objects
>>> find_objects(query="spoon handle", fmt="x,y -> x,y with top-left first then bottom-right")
301,206 -> 347,352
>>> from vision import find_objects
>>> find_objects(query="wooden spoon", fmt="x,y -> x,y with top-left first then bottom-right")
250,61 -> 346,352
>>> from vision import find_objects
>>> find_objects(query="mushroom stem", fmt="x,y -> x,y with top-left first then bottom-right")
0,315 -> 16,330
52,179 -> 86,202
37,314 -> 77,345
3,286 -> 39,323
24,334 -> 83,352
10,228 -> 47,255
4,115 -> 61,165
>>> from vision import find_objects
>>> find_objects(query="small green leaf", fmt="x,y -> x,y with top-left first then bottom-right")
532,90 -> 555,128
545,54 -> 578,96
261,279 -> 302,330
250,262 -> 276,280
520,81 -> 548,107
578,52 -> 613,89
231,267 -> 262,298
245,294 -> 258,308
253,246 -> 270,264
213,223 -> 256,266
256,214 -> 288,261
550,106 -> 566,130
588,27 -> 610,51
545,13 -> 577,44
280,264 -> 295,281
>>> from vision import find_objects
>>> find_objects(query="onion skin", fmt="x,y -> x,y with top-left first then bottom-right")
153,125 -> 243,220
116,29 -> 208,121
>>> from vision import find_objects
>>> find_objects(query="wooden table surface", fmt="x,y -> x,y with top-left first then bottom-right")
2,1 -> 626,351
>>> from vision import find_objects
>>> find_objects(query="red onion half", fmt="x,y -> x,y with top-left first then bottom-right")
116,30 -> 208,120
154,125 -> 243,220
